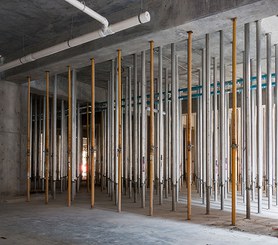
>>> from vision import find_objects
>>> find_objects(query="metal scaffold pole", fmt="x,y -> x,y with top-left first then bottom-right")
171,43 -> 177,211
91,58 -> 95,208
117,49 -> 123,212
141,50 -> 146,208
266,32 -> 273,210
244,23 -> 251,219
231,17 -> 238,226
187,31 -> 193,220
158,46 -> 164,205
149,40 -> 155,216
67,66 -> 72,207
220,30 -> 225,210
206,34 -> 211,215
256,20 -> 263,214
27,76 -> 31,202
45,71 -> 50,205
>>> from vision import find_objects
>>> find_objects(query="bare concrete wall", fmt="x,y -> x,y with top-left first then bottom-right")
0,80 -> 26,200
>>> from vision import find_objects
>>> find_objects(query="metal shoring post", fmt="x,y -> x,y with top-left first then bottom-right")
117,49 -> 123,212
187,31 -> 193,220
107,71 -> 111,196
220,30 -> 225,210
213,57 -> 218,202
231,18 -> 238,226
275,44 -> 278,206
77,102 -> 81,192
45,72 -> 50,204
42,96 -> 46,192
250,58 -> 256,202
141,51 -> 146,208
52,75 -> 57,199
60,100 -> 65,192
125,76 -> 129,196
158,47 -> 164,205
27,76 -> 31,201
33,96 -> 38,191
90,58 -> 96,208
67,67 -> 72,207
149,41 -> 155,216
176,55 -> 180,201
134,54 -> 138,203
202,48 -> 206,205
198,69 -> 203,199
171,43 -> 177,211
206,34 -> 211,215
244,23 -> 251,219
266,33 -> 273,210
165,68 -> 169,199
111,60 -> 119,205
242,51 -> 246,202
256,20 -> 263,214
72,69 -> 77,200
112,59 -> 116,202
128,66 -> 133,198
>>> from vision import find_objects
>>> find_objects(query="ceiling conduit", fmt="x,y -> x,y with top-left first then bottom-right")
0,1 -> 150,73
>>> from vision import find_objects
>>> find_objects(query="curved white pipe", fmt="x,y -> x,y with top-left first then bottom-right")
64,0 -> 109,29
0,11 -> 150,73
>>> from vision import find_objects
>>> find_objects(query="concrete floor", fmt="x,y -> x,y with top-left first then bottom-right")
1,185 -> 278,245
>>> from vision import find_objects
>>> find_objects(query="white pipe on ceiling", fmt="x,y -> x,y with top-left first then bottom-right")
64,0 -> 109,30
0,11 -> 150,73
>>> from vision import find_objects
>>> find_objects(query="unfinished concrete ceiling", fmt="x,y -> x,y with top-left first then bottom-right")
0,0 -> 278,89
